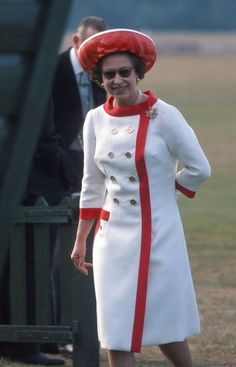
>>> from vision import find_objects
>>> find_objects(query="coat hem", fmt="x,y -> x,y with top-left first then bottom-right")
99,330 -> 201,353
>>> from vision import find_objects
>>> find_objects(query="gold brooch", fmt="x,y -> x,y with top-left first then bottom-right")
146,107 -> 158,119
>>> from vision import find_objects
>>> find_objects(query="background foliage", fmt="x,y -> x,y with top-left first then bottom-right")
67,0 -> 236,31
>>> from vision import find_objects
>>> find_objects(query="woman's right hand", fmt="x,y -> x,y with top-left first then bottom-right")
71,240 -> 92,276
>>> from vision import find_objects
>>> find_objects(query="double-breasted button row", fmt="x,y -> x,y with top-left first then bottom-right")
110,175 -> 136,183
113,198 -> 137,205
111,127 -> 135,135
108,152 -> 132,159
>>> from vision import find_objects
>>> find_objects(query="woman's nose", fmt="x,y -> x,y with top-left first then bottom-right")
113,72 -> 123,82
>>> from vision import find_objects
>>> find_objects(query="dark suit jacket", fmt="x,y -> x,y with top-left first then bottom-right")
51,49 -> 107,192
52,48 -> 107,148
22,100 -> 73,206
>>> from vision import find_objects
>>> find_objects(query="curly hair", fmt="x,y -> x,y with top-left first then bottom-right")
89,52 -> 146,85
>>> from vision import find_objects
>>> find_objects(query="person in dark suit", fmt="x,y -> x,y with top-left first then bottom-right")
50,17 -> 108,362
22,100 -> 73,206
52,16 -> 108,193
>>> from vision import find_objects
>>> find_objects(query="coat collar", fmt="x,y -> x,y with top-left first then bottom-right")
103,91 -> 157,117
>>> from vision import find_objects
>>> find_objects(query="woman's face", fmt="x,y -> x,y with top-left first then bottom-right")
101,54 -> 138,106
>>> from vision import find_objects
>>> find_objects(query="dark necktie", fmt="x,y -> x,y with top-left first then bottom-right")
77,71 -> 91,118
70,71 -> 91,151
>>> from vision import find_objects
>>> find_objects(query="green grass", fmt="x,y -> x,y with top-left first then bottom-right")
138,53 -> 236,366
141,54 -> 236,249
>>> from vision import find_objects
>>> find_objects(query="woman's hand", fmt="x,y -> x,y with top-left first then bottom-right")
71,240 -> 92,276
71,218 -> 95,275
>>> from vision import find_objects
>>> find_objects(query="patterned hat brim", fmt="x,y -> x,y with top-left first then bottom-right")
78,28 -> 157,75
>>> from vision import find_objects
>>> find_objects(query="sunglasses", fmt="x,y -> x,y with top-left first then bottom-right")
102,67 -> 134,80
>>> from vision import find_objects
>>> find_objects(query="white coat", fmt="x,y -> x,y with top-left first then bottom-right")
79,91 -> 211,352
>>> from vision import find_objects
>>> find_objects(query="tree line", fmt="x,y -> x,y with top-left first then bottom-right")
68,0 -> 236,31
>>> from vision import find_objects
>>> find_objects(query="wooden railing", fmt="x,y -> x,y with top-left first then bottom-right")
0,195 -> 99,367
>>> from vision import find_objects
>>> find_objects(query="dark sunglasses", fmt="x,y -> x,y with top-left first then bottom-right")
102,67 -> 134,80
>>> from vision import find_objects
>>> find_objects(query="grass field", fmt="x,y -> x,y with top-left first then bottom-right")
130,53 -> 236,366
1,36 -> 235,367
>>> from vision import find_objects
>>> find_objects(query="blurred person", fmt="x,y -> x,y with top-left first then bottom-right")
48,17 -> 108,360
52,16 -> 108,194
71,29 -> 211,367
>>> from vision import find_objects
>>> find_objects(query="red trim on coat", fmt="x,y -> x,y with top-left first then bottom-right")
99,209 -> 110,221
175,181 -> 196,198
79,207 -> 101,219
130,105 -> 156,352
103,91 -> 157,117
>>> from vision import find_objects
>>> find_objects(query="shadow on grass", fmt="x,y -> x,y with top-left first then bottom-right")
1,357 -> 235,367
100,362 -> 236,367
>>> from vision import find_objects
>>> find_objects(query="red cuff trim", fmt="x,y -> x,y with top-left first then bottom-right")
100,209 -> 110,221
79,208 -> 101,219
175,181 -> 196,198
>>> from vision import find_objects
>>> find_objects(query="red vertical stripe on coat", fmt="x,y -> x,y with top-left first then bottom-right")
131,111 -> 152,352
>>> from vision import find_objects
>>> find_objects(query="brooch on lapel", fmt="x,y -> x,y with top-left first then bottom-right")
146,107 -> 158,119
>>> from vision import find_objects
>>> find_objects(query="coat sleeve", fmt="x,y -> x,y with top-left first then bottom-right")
79,111 -> 106,218
160,104 -> 211,198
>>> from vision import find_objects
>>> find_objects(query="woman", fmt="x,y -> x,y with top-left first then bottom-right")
71,29 -> 211,367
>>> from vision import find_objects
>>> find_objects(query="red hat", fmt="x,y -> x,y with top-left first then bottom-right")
78,28 -> 157,75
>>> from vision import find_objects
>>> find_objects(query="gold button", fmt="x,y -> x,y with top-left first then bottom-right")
125,152 -> 132,158
110,176 -> 116,182
113,198 -> 119,204
130,199 -> 137,205
129,176 -> 136,182
111,128 -> 118,135
108,152 -> 114,159
127,127 -> 134,134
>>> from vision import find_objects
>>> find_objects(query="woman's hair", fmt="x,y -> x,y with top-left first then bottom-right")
90,52 -> 146,85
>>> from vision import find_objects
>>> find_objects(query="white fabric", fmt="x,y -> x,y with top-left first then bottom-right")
80,96 -> 211,351
70,47 -> 83,75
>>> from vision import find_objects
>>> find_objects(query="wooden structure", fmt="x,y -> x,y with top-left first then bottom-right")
0,1 -> 100,366
0,0 -> 71,255
0,195 -> 99,367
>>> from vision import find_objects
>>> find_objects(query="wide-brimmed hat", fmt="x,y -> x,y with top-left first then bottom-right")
78,28 -> 157,75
